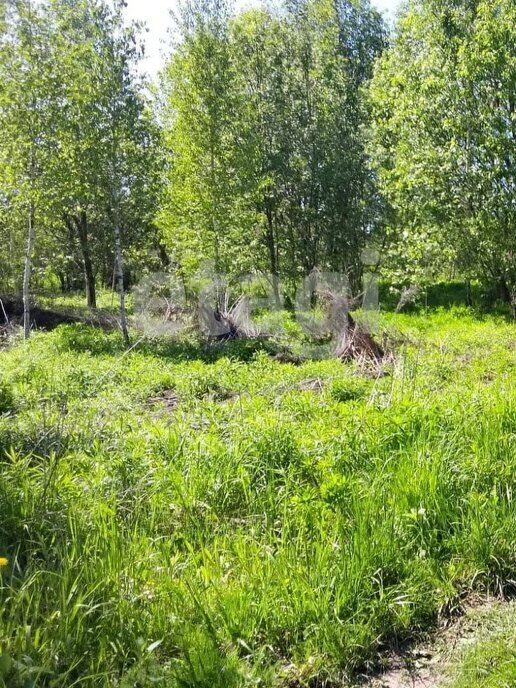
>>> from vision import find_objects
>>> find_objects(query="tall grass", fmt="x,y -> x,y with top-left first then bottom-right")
0,311 -> 514,686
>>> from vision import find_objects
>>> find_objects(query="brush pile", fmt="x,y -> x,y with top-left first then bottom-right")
334,311 -> 384,362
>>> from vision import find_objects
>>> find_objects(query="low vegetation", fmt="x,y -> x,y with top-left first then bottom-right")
0,308 -> 514,686
448,602 -> 516,688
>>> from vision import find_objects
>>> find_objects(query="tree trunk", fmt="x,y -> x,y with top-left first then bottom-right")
465,279 -> 473,307
65,211 -> 97,309
265,204 -> 280,308
498,278 -> 511,304
114,216 -> 130,347
156,241 -> 170,268
209,138 -> 221,274
57,271 -> 66,293
23,202 -> 35,339
76,211 -> 96,309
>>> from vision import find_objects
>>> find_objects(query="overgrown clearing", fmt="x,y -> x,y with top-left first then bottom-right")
2,0 -> 515,683
0,309 -> 514,686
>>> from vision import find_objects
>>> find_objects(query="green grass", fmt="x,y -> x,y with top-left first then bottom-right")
37,288 -> 134,316
0,309 -> 514,686
446,603 -> 516,688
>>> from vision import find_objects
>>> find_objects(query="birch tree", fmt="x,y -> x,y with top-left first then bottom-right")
0,0 -> 53,336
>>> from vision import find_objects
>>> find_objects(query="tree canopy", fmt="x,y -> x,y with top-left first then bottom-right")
1,0 -> 515,322
158,0 -> 386,295
369,0 -> 516,304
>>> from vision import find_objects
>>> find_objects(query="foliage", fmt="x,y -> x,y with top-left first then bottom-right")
0,0 -> 162,306
46,0 -> 163,304
369,0 -> 516,304
0,383 -> 14,415
3,0 -> 516,323
158,0 -> 386,292
0,0 -> 54,294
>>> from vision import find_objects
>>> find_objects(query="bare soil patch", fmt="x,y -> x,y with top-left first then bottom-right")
359,597 -> 510,688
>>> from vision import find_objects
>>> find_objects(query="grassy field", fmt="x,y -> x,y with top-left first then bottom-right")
0,308 -> 514,686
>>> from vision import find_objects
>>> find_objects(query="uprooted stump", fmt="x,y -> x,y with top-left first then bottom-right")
211,306 -> 242,341
199,295 -> 261,342
317,290 -> 384,363
335,312 -> 384,363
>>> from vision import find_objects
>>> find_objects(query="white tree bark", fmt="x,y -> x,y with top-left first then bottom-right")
114,210 -> 129,346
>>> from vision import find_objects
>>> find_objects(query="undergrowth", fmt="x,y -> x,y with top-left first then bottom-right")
0,310 -> 514,686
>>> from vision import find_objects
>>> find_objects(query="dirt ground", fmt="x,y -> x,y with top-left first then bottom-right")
360,597 -> 514,688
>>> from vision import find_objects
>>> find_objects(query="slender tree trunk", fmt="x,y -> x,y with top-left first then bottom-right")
209,139 -> 221,274
23,202 -> 35,339
76,211 -> 96,309
64,212 -> 97,308
156,241 -> 170,268
265,204 -> 280,307
114,214 -> 129,346
465,279 -> 473,307
23,0 -> 37,340
57,271 -> 66,293
499,277 -> 511,304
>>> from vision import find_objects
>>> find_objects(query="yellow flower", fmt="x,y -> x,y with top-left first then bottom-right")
0,558 -> 8,568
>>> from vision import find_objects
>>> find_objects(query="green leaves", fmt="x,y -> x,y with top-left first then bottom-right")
369,0 -> 516,301
159,0 -> 385,289
0,1 -> 161,304
0,0 -> 54,292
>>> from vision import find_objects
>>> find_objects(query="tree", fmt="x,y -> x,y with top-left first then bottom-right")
45,0 -> 114,309
369,0 -> 516,306
158,0 -> 253,279
46,0 -> 161,315
96,0 -> 156,345
281,0 -> 381,290
230,8 -> 292,303
159,0 -> 385,295
0,0 -> 162,335
0,0 -> 53,336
